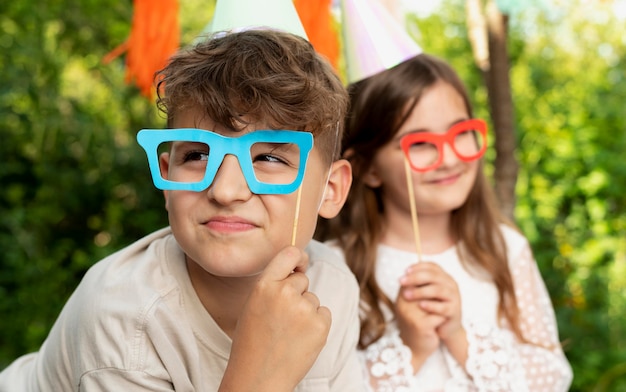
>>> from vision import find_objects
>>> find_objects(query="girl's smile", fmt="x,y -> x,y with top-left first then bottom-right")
425,172 -> 463,186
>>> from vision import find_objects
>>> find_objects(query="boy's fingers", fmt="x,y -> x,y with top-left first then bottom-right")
302,291 -> 321,309
260,246 -> 308,282
317,305 -> 332,326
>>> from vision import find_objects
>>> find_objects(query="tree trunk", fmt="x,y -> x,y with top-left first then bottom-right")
466,0 -> 518,221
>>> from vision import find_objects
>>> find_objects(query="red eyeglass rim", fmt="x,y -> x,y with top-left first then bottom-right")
399,118 -> 488,173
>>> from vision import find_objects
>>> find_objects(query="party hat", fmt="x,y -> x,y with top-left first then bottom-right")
208,0 -> 308,39
341,0 -> 422,84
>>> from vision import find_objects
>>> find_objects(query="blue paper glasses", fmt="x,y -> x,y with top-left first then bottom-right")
137,128 -> 314,194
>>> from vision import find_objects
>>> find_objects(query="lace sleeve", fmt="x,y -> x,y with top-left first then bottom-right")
358,329 -> 417,392
455,241 -> 573,391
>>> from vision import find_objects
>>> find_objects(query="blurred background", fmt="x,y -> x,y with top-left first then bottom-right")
1,0 -> 624,390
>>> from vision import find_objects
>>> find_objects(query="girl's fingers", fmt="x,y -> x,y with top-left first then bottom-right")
419,300 -> 450,317
402,281 -> 453,301
400,262 -> 448,287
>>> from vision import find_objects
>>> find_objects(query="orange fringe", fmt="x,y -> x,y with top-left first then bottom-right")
294,0 -> 340,71
103,0 -> 180,99
105,0 -> 340,97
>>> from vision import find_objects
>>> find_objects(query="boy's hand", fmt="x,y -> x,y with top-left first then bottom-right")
219,246 -> 331,392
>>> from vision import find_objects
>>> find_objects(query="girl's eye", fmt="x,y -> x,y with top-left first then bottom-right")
410,141 -> 435,150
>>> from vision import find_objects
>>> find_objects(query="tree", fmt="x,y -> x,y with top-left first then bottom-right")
466,0 -> 518,221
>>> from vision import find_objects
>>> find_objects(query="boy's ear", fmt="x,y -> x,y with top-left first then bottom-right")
318,159 -> 352,219
158,152 -> 170,180
159,152 -> 171,208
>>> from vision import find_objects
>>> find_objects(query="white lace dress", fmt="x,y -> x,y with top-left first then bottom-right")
359,226 -> 573,392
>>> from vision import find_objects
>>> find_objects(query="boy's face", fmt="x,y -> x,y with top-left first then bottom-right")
158,110 -> 348,278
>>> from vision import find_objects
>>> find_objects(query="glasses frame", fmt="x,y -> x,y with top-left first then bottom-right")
399,118 -> 488,173
137,128 -> 314,194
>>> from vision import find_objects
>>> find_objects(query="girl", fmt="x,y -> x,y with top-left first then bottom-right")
317,53 -> 573,391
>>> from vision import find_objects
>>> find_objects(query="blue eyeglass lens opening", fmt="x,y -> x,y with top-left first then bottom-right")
137,129 -> 314,195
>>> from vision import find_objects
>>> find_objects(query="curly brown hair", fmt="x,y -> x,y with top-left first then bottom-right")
155,29 -> 348,163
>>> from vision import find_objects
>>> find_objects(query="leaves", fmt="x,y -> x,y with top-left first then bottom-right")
0,0 -> 208,366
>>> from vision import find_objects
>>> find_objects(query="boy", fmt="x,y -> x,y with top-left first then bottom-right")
0,29 -> 361,391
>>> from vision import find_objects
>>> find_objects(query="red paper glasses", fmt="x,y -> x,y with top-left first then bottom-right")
400,119 -> 488,172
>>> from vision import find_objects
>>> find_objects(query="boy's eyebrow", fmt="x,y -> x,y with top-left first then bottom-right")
259,142 -> 301,155
169,140 -> 209,148
262,141 -> 299,148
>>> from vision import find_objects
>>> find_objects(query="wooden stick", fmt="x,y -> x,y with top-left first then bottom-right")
291,185 -> 303,246
404,157 -> 422,262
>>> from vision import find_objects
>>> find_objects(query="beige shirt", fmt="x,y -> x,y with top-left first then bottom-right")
0,228 -> 363,392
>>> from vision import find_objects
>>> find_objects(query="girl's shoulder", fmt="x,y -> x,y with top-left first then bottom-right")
498,223 -> 533,262
499,223 -> 526,242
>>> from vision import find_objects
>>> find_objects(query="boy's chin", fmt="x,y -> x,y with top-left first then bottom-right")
186,255 -> 269,279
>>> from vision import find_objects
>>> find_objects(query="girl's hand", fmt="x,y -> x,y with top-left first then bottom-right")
399,262 -> 463,345
396,281 -> 446,371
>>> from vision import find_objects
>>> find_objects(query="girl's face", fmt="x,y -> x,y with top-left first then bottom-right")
365,81 -> 479,220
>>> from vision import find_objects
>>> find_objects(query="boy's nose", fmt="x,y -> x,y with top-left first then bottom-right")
207,154 -> 252,204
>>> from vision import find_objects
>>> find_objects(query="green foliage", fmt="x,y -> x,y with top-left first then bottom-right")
0,0 -> 209,367
512,5 -> 626,390
412,0 -> 626,390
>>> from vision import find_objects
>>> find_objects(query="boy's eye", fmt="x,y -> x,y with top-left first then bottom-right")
183,150 -> 209,162
169,142 -> 209,164
253,153 -> 288,164
250,142 -> 300,167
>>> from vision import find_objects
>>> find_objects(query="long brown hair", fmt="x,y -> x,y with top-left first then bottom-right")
316,53 -> 523,348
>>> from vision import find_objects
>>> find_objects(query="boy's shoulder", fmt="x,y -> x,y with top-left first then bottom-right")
304,239 -> 359,300
53,227 -> 192,348
16,228 -> 191,388
305,239 -> 354,277
63,227 -> 185,326
83,227 -> 181,295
